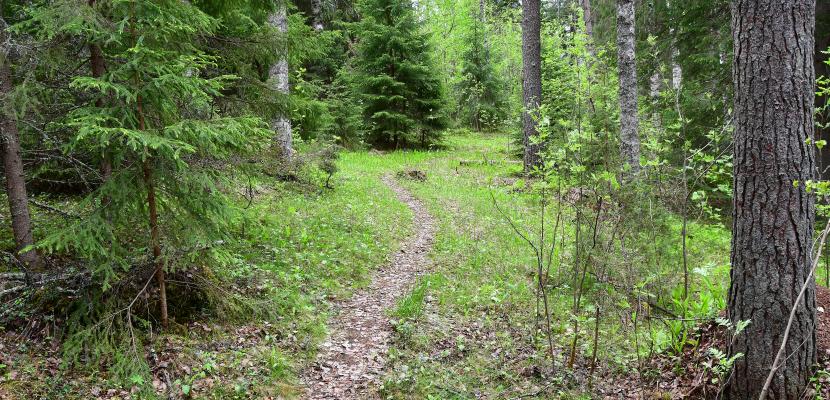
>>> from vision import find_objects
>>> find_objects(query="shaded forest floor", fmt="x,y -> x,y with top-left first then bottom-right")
3,131 -> 829,399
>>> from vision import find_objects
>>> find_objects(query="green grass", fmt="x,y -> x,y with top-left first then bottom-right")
376,131 -> 732,398
0,146 -> 422,399
1,131 -> 734,399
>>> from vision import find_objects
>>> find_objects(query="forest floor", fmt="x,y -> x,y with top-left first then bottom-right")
4,131 -> 830,399
300,175 -> 436,399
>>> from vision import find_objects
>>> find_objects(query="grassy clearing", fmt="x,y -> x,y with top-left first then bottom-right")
379,131 -> 732,398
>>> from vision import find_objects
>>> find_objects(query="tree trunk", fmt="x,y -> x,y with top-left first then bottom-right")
616,0 -> 640,180
0,31 -> 41,270
521,0 -> 542,172
137,92 -> 168,330
580,0 -> 595,58
727,0 -> 816,398
268,5 -> 294,163
311,0 -> 324,31
670,42 -> 682,91
88,0 -> 111,187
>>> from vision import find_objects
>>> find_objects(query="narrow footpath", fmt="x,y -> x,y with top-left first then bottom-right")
301,174 -> 436,399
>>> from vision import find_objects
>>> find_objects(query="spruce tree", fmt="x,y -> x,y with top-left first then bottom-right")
33,0 -> 270,328
457,2 -> 506,131
353,0 -> 448,148
0,21 -> 41,270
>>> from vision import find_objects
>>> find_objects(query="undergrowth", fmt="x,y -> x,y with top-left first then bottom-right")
0,145 -> 413,399
380,131 -> 731,399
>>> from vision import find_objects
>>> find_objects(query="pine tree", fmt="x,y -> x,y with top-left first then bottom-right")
521,0 -> 541,171
457,1 -> 506,132
728,0 -> 816,396
353,0 -> 448,148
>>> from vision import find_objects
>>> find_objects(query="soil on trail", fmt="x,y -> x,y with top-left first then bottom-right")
301,175 -> 436,399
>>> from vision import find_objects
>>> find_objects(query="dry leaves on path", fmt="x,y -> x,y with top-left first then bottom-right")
301,175 -> 436,399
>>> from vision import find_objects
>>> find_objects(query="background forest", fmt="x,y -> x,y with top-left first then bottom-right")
0,0 -> 828,399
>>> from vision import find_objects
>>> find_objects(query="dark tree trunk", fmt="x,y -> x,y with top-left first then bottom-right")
521,0 -> 542,172
0,33 -> 41,270
137,93 -> 168,330
727,0 -> 817,398
616,0 -> 640,181
89,0 -> 111,187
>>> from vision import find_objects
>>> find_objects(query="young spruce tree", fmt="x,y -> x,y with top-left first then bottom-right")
457,1 -> 506,132
37,0 -> 270,330
353,0 -> 448,148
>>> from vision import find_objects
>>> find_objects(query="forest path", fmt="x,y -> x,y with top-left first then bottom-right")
300,174 -> 436,399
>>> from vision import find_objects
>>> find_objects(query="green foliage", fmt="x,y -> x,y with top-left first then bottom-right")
352,0 -> 448,148
37,0 -> 269,279
455,5 -> 507,131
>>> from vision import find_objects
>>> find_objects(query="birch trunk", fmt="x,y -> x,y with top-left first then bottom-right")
311,0 -> 324,31
268,5 -> 294,162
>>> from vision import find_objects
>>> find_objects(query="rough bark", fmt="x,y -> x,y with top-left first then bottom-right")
521,0 -> 542,172
727,0 -> 816,398
268,5 -> 294,163
0,30 -> 40,270
616,0 -> 640,180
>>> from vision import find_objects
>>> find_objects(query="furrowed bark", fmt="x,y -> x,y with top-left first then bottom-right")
727,0 -> 817,397
521,0 -> 542,172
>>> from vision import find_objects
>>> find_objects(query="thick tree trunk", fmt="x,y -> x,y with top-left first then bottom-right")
0,33 -> 40,270
268,5 -> 294,163
616,0 -> 640,180
521,0 -> 542,172
727,0 -> 816,398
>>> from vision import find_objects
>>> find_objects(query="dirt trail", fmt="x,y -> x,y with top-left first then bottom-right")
301,175 -> 436,399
